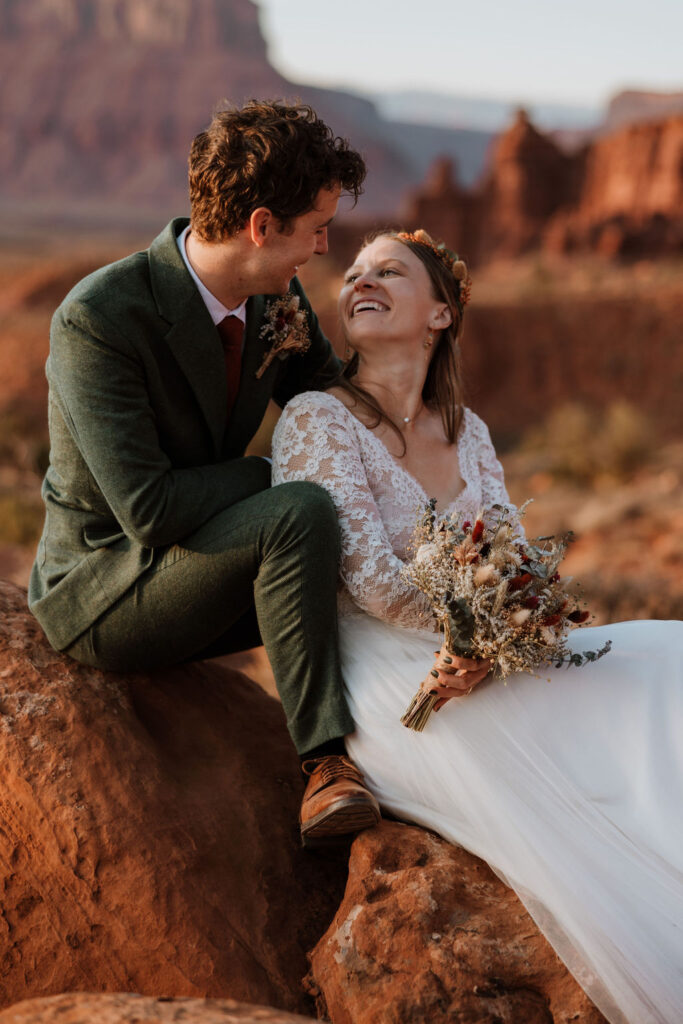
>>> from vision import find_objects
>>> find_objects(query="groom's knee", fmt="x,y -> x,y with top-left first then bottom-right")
272,480 -> 340,554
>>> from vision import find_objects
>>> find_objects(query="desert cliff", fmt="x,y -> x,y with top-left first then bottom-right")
403,109 -> 683,260
0,0 -> 489,219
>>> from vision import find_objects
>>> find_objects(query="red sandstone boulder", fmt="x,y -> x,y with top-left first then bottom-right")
0,581 -> 639,1022
0,993 -> 316,1023
306,822 -> 606,1024
0,580 -> 348,1016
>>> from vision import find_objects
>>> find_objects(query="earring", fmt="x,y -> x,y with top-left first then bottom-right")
344,340 -> 355,361
424,330 -> 434,350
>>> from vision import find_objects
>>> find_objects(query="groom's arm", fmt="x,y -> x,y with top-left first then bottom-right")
49,302 -> 271,549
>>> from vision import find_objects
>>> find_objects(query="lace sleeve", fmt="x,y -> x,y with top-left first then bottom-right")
272,393 -> 433,629
468,411 -> 525,538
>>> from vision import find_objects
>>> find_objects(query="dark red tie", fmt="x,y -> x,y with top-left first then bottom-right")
216,315 -> 243,420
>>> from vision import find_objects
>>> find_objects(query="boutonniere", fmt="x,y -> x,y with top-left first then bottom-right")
255,293 -> 311,379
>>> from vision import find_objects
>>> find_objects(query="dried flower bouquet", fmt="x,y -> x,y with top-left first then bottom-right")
400,501 -> 611,731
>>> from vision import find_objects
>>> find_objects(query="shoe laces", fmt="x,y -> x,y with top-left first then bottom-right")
301,754 -> 364,787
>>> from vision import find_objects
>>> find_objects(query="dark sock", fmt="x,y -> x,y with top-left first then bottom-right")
300,736 -> 347,767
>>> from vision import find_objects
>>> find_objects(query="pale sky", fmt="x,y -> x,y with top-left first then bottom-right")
257,0 -> 683,109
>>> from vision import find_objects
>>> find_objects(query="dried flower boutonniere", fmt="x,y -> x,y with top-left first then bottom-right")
255,293 -> 310,379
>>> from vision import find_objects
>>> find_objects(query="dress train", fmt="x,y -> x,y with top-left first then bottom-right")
342,615 -> 683,1024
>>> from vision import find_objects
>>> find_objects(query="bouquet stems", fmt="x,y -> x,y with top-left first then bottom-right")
400,688 -> 440,732
401,619 -> 473,732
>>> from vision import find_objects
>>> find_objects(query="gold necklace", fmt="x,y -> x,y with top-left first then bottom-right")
352,373 -> 424,426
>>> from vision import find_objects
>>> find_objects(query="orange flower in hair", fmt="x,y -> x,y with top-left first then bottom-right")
397,230 -> 471,312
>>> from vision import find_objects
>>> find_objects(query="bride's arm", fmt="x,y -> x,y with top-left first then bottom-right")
427,411 -> 518,704
469,411 -> 525,538
470,411 -> 512,506
272,393 -> 433,629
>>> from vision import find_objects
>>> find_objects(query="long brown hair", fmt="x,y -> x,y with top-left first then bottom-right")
334,229 -> 467,454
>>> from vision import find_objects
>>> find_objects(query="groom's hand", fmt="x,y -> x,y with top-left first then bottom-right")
426,646 -> 491,709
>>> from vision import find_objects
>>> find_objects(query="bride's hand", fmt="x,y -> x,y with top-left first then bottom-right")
424,645 -> 491,710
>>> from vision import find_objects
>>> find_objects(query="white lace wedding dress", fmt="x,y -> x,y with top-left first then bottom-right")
272,391 -> 683,1024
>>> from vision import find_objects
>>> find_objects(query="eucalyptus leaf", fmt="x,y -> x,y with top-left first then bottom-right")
525,561 -> 548,578
443,596 -> 475,656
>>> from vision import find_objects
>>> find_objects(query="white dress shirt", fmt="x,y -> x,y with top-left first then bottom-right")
177,225 -> 247,328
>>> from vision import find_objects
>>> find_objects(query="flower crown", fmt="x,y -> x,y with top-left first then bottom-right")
396,230 -> 472,313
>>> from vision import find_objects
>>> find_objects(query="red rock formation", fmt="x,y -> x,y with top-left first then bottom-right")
402,110 -> 683,261
544,116 -> 683,257
1,0 -> 268,52
0,0 -> 425,217
0,580 -> 349,1016
478,109 -> 577,259
0,0 -> 282,205
398,157 -> 482,263
605,89 -> 683,131
0,993 -> 316,1023
306,822 -> 605,1024
402,110 -> 576,262
462,286 -> 683,441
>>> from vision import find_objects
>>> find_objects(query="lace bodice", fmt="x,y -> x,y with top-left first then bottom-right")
272,391 -> 514,629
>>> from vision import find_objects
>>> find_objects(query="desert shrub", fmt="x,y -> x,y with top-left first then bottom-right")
523,401 -> 654,484
600,401 -> 654,475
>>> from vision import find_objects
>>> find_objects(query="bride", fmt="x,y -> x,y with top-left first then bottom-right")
271,228 -> 683,1024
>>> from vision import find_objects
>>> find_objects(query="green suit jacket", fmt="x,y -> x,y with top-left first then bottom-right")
29,218 -> 342,650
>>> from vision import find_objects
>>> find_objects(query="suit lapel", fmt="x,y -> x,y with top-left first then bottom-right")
164,315 -> 227,457
149,221 -> 285,460
149,220 -> 227,457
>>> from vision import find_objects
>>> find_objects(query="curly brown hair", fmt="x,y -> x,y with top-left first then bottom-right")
188,100 -> 366,241
336,229 -> 468,453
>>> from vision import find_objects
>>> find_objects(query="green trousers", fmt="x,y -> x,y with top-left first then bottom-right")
65,481 -> 354,754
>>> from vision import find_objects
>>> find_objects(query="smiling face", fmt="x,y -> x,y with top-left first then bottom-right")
256,185 -> 340,294
339,236 -> 452,347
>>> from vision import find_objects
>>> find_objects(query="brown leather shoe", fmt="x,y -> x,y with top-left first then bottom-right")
300,755 -> 381,848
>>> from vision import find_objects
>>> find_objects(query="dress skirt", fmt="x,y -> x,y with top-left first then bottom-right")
341,614 -> 683,1024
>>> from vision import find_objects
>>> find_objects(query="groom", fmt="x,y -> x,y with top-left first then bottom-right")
29,100 -> 381,847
